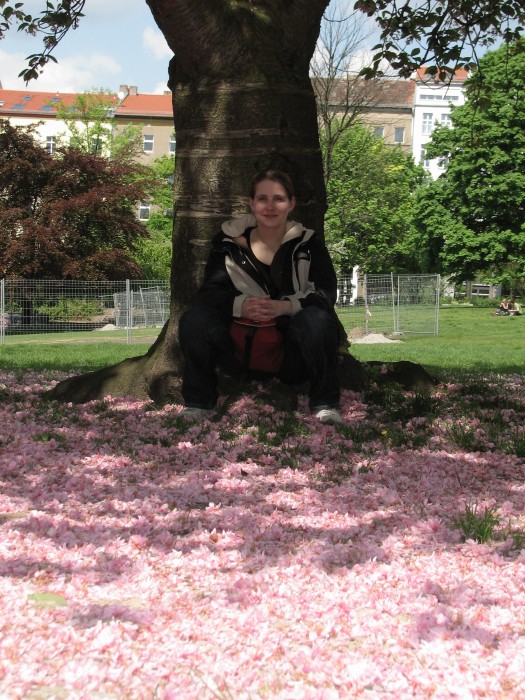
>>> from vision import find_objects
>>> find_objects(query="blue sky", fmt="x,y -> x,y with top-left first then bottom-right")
1,0 -> 384,96
0,0 -> 173,94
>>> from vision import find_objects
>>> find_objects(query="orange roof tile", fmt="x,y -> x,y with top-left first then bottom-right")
415,67 -> 469,82
116,93 -> 173,118
0,89 -> 105,116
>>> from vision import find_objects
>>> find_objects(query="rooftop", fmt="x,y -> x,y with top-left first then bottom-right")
0,88 -> 172,119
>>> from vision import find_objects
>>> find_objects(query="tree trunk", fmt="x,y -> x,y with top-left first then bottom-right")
46,0 -> 336,403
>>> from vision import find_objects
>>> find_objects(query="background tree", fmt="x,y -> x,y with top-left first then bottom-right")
1,0 -> 523,402
0,121 -> 150,279
311,0 -> 387,185
55,89 -> 143,161
134,155 -> 175,280
412,39 -> 525,287
356,0 -> 525,81
324,123 -> 425,275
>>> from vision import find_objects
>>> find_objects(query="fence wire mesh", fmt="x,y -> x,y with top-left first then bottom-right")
0,279 -> 170,345
336,273 -> 440,337
1,273 -> 439,345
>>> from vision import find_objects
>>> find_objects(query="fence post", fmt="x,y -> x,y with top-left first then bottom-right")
0,278 -> 4,345
126,279 -> 131,345
364,274 -> 369,334
435,274 -> 441,336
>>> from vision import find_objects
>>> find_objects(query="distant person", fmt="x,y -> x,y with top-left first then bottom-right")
496,298 -> 509,316
508,299 -> 522,316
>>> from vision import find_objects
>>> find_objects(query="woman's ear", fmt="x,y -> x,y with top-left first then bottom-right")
289,196 -> 296,213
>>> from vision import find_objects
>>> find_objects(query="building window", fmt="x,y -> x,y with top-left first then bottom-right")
420,148 -> 430,168
139,202 -> 151,221
169,135 -> 176,155
422,113 -> 434,135
440,114 -> 452,128
46,136 -> 56,155
143,134 -> 154,153
374,126 -> 384,139
394,127 -> 405,144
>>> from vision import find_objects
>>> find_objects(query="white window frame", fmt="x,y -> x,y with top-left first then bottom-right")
422,113 -> 434,135
46,136 -> 56,155
394,127 -> 405,144
169,135 -> 176,155
139,201 -> 151,221
143,134 -> 154,154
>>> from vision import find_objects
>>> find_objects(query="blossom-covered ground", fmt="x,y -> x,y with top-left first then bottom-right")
1,370 -> 525,699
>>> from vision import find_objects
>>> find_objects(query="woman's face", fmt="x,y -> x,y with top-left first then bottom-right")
249,179 -> 296,231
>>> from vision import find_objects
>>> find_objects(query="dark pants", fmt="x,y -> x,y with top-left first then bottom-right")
179,305 -> 340,411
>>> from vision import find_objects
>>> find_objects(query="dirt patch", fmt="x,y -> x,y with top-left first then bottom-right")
351,332 -> 403,344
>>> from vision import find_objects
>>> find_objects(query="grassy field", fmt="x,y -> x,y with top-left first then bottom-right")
341,306 -> 525,380
0,307 -> 523,379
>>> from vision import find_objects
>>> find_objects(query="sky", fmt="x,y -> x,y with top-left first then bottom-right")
0,0 -> 385,97
0,0 -> 173,95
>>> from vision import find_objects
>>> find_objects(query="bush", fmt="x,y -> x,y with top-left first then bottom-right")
470,298 -> 500,308
37,299 -> 104,321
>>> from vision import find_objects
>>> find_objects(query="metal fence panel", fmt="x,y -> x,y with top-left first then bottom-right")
1,273 -> 439,345
364,273 -> 440,336
0,279 -> 170,345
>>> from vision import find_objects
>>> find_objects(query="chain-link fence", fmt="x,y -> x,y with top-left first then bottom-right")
0,279 -> 170,345
1,274 -> 439,345
336,273 -> 440,337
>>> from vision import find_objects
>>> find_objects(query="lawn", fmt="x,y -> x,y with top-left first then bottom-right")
0,307 -> 524,699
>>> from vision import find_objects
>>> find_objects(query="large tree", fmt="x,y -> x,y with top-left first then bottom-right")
1,0 -> 523,402
412,39 -> 525,284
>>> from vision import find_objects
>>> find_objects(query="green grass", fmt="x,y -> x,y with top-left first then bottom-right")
0,307 -> 523,378
338,306 -> 525,380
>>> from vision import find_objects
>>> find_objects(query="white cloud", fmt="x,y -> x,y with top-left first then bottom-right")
143,27 -> 173,62
0,48 -> 121,92
152,80 -> 171,95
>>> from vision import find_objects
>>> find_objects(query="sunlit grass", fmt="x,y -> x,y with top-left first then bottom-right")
0,307 -> 523,379
339,306 -> 525,380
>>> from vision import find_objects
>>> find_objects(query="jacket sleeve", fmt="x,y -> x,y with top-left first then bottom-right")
283,235 -> 338,315
195,237 -> 243,316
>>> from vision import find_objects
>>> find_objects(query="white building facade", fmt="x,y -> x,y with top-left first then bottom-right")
412,68 -> 467,180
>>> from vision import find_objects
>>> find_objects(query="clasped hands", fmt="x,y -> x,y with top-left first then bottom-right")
241,295 -> 292,322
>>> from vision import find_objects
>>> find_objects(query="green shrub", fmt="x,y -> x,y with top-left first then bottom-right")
37,299 -> 104,321
470,297 -> 499,308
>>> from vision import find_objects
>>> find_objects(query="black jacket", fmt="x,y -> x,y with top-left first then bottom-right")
196,214 -> 338,319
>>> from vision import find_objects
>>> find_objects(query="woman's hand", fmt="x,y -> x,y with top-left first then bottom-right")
242,296 -> 292,322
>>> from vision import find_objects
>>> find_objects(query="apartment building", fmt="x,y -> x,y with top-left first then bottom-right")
412,68 -> 468,179
353,78 -> 415,153
115,84 -> 175,162
1,73 -> 466,183
315,76 -> 415,153
0,85 -> 174,160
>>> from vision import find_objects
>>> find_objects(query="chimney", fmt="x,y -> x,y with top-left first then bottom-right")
129,86 -> 138,96
119,84 -> 128,94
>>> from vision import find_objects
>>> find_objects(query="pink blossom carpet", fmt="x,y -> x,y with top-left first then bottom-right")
1,371 -> 524,699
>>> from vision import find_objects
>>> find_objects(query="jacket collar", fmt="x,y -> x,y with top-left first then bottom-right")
221,214 -> 309,243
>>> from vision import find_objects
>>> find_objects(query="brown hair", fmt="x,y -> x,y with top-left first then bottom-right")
249,169 -> 295,200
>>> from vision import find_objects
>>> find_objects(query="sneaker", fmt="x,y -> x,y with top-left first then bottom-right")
314,407 -> 343,425
180,407 -> 214,421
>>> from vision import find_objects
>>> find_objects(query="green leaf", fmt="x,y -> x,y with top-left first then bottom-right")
28,592 -> 69,608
